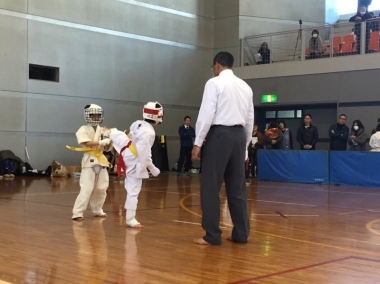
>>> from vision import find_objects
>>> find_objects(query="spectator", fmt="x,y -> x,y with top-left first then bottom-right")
369,124 -> 380,151
371,118 -> 380,135
265,121 -> 283,149
348,120 -> 367,151
329,114 -> 349,151
258,42 -> 271,65
349,5 -> 372,54
309,29 -> 324,59
297,114 -> 319,150
246,124 -> 265,178
177,116 -> 195,176
278,121 -> 293,150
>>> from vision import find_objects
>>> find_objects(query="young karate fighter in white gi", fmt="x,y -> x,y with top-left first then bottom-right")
71,104 -> 113,222
105,102 -> 163,228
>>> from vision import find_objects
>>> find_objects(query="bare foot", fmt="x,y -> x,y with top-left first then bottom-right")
94,213 -> 107,218
193,238 -> 211,245
127,223 -> 144,229
72,217 -> 84,222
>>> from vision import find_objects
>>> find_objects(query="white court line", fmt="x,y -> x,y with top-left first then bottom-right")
251,214 -> 319,217
255,199 -> 317,207
173,220 -> 227,229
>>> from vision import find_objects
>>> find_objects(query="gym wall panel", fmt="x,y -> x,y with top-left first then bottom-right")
0,14 -> 27,93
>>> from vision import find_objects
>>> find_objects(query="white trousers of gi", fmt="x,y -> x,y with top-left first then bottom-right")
72,166 -> 109,218
124,176 -> 142,211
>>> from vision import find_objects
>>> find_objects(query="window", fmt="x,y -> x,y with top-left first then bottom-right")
277,110 -> 295,118
296,110 -> 302,118
266,111 -> 276,119
337,0 -> 380,15
29,64 -> 59,82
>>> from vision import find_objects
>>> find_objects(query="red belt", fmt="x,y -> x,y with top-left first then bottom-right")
117,141 -> 132,178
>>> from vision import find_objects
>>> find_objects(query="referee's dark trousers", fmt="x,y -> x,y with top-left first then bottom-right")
201,125 -> 250,245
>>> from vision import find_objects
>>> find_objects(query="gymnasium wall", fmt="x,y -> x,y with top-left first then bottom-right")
0,0 -> 214,169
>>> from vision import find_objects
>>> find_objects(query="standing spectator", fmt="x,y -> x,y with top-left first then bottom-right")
369,125 -> 380,151
329,114 -> 349,151
177,116 -> 195,176
265,121 -> 283,149
297,114 -> 319,150
258,42 -> 271,65
371,118 -> 380,135
246,124 -> 265,179
309,29 -> 324,59
278,121 -> 293,150
348,120 -> 367,151
349,5 -> 372,54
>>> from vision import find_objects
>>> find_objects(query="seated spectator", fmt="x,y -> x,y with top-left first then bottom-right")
348,120 -> 367,151
309,29 -> 324,59
265,121 -> 283,149
369,125 -> 380,151
278,121 -> 293,150
258,42 -> 271,64
371,118 -> 380,135
297,114 -> 319,150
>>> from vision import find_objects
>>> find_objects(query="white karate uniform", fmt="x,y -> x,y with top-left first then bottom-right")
369,132 -> 380,151
109,121 -> 158,226
72,125 -> 111,219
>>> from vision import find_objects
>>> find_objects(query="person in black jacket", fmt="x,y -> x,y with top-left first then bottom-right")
329,114 -> 350,151
177,116 -> 195,176
349,5 -> 373,54
297,114 -> 319,150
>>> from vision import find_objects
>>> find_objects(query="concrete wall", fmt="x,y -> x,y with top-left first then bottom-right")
0,0 -> 214,169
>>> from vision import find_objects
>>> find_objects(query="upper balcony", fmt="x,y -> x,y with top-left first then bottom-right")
235,18 -> 380,80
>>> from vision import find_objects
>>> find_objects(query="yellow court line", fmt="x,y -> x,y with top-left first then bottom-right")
179,193 -> 380,257
366,219 -> 380,236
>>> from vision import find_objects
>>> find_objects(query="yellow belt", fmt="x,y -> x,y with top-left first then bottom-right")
128,143 -> 138,157
66,146 -> 112,167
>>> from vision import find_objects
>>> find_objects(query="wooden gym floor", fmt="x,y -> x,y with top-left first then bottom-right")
0,174 -> 380,283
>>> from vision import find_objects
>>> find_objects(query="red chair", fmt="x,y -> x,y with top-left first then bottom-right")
332,36 -> 342,54
305,47 -> 310,56
341,35 -> 356,53
369,32 -> 380,52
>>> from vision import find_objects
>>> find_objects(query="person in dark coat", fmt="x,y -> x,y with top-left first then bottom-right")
348,119 -> 367,151
349,5 -> 373,54
176,116 -> 195,176
297,114 -> 319,150
329,114 -> 349,151
371,117 -> 380,135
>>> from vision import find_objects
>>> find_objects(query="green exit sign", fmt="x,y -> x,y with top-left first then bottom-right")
261,94 -> 278,103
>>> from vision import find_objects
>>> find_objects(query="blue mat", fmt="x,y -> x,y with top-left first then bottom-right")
257,150 -> 329,184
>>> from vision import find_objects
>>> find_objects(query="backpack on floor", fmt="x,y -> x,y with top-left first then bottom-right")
0,159 -> 17,175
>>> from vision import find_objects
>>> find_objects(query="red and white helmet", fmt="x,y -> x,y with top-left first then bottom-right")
143,101 -> 164,124
84,104 -> 104,126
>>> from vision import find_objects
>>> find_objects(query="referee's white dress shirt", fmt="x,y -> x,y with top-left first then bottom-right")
194,69 -> 254,149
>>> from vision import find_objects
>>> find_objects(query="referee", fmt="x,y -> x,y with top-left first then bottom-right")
192,52 -> 254,245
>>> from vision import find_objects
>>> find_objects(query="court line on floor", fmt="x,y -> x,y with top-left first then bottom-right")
179,193 -> 380,257
229,256 -> 380,284
258,184 -> 380,196
366,219 -> 380,236
173,220 -> 227,229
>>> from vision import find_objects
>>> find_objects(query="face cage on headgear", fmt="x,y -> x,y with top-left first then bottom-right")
84,107 -> 104,126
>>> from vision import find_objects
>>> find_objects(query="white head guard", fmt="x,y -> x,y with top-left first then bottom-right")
84,104 -> 104,126
143,102 -> 164,124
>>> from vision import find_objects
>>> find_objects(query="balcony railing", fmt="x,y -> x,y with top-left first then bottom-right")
241,18 -> 380,66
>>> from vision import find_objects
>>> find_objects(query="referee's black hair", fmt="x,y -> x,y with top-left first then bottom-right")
213,52 -> 234,68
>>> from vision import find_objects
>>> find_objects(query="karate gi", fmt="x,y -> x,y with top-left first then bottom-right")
72,125 -> 112,219
109,120 -> 160,227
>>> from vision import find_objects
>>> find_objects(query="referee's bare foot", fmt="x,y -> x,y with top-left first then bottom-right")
193,238 -> 211,245
227,237 -> 248,244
